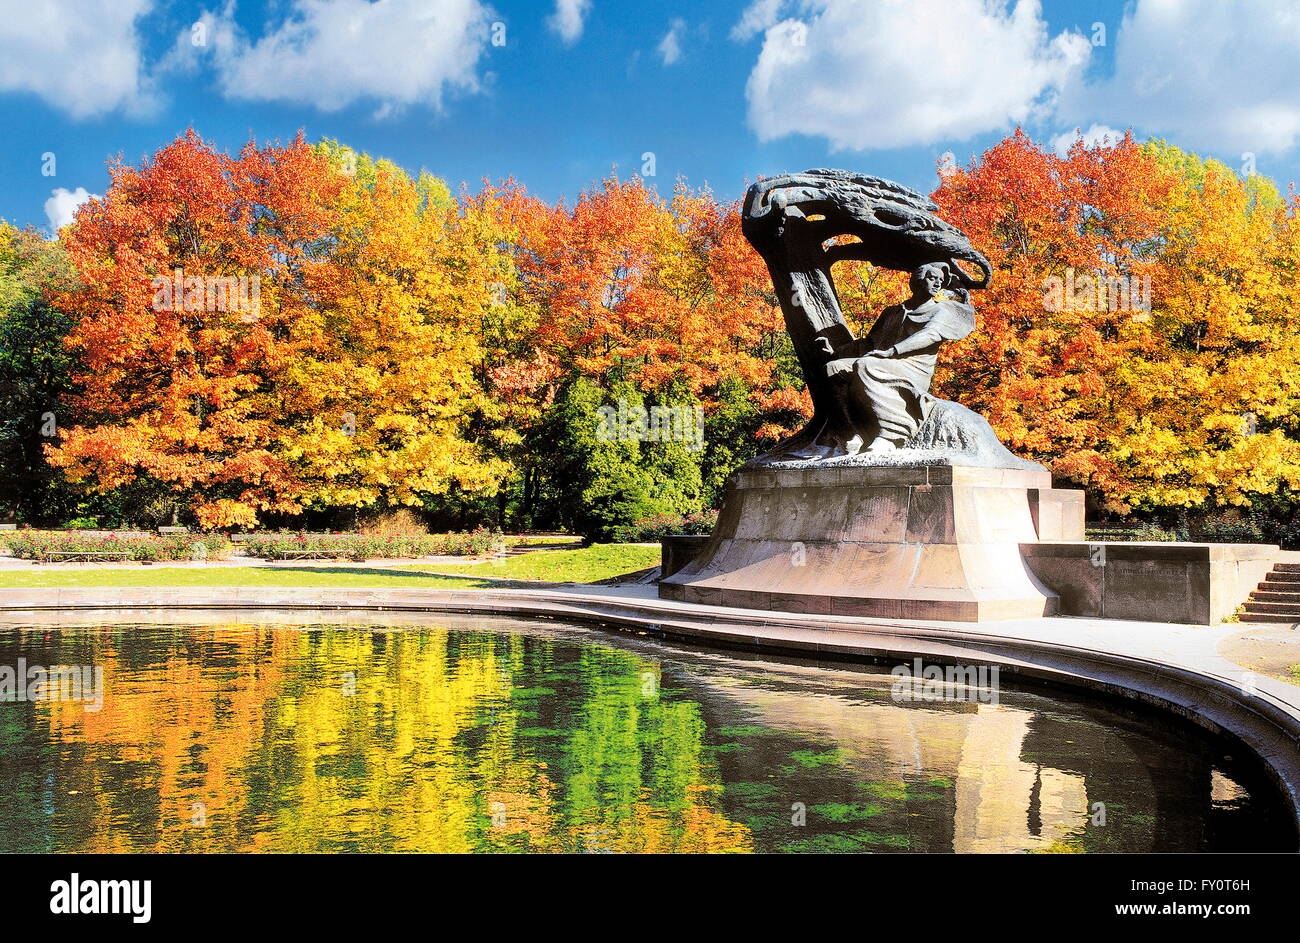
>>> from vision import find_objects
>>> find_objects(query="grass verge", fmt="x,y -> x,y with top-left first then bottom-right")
0,543 -> 659,589
401,543 -> 659,583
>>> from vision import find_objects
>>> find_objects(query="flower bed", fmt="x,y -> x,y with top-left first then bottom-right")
243,528 -> 503,561
4,531 -> 231,562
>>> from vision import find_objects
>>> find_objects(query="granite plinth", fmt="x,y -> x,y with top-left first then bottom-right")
659,463 -> 1073,621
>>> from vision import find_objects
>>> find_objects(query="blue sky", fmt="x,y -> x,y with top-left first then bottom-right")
3,0 -> 1298,232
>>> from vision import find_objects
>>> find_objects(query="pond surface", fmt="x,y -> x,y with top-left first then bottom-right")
0,613 -> 1293,853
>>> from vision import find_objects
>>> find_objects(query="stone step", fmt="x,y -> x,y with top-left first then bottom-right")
1243,600 -> 1300,615
1252,590 -> 1300,603
1275,562 -> 1300,573
1258,579 -> 1300,593
1263,570 -> 1300,583
1240,612 -> 1300,624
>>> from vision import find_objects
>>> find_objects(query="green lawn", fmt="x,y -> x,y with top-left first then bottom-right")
0,543 -> 659,589
503,535 -> 585,547
404,543 -> 658,583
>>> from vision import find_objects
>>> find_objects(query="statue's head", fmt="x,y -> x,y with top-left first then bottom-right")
910,262 -> 950,300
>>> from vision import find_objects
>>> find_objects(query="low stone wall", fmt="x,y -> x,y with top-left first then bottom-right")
660,534 -> 708,579
1028,489 -> 1085,541
1022,541 -> 1277,625
664,533 -> 1276,625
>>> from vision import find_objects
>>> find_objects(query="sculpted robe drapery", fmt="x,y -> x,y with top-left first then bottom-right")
839,295 -> 976,443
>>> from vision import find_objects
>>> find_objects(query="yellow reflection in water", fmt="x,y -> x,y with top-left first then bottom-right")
25,624 -> 752,853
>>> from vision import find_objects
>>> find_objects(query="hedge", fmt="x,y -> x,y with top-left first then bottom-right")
611,510 -> 718,543
4,531 -> 231,562
242,528 -> 503,561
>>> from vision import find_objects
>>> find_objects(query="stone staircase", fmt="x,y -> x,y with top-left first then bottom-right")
1242,562 -> 1300,624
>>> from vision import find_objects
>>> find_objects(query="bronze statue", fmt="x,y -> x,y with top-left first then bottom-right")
822,261 -> 976,454
741,169 -> 1000,464
660,168 -> 1072,621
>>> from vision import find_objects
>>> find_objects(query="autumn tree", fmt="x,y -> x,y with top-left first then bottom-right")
502,175 -> 803,532
48,131 -> 347,527
1111,142 -> 1300,512
931,129 -> 1300,517
932,130 -> 1168,496
277,141 -> 512,514
49,133 -> 516,528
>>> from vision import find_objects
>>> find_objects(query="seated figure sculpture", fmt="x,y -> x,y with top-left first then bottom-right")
820,261 -> 975,455
738,169 -> 1030,468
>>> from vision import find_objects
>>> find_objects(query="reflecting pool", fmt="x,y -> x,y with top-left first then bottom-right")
0,612 -> 1293,853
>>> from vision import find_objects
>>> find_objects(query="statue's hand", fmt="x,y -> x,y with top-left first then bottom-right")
825,358 -> 856,378
864,347 -> 895,358
815,336 -> 835,356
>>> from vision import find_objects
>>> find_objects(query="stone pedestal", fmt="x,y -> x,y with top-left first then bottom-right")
659,463 -> 1080,621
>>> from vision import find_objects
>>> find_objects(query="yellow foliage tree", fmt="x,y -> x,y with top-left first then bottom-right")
278,143 -> 510,511
1104,142 -> 1300,510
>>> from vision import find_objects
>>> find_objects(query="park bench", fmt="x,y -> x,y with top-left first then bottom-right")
157,526 -> 191,535
39,550 -> 132,563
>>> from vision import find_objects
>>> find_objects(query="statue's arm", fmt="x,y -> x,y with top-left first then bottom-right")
815,334 -> 872,358
857,305 -> 899,355
879,300 -> 976,356
887,327 -> 944,357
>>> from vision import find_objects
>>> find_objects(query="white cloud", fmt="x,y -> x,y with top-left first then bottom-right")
741,0 -> 1091,151
205,0 -> 495,113
731,0 -> 781,41
658,18 -> 686,66
0,0 -> 157,118
44,187 -> 99,232
548,0 -> 590,45
1050,123 -> 1122,156
1060,0 -> 1300,155
739,0 -> 1300,158
158,4 -> 241,78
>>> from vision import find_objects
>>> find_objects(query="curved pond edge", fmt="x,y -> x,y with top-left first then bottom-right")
2,584 -> 1298,843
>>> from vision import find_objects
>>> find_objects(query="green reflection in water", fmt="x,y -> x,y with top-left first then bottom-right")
0,618 -> 1292,853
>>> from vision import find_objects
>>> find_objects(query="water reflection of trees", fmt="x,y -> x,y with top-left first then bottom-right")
1,624 -> 751,852
0,619 -> 1288,853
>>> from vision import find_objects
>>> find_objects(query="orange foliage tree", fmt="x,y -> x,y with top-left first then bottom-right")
49,131 -> 344,527
933,129 -> 1300,514
517,175 -> 791,401
48,133 -> 515,527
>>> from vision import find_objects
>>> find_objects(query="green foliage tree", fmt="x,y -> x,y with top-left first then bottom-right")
0,224 -> 80,523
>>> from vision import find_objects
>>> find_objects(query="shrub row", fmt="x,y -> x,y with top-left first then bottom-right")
611,510 -> 718,543
1,528 -> 504,562
242,528 -> 503,561
1087,514 -> 1300,548
4,532 -> 231,562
